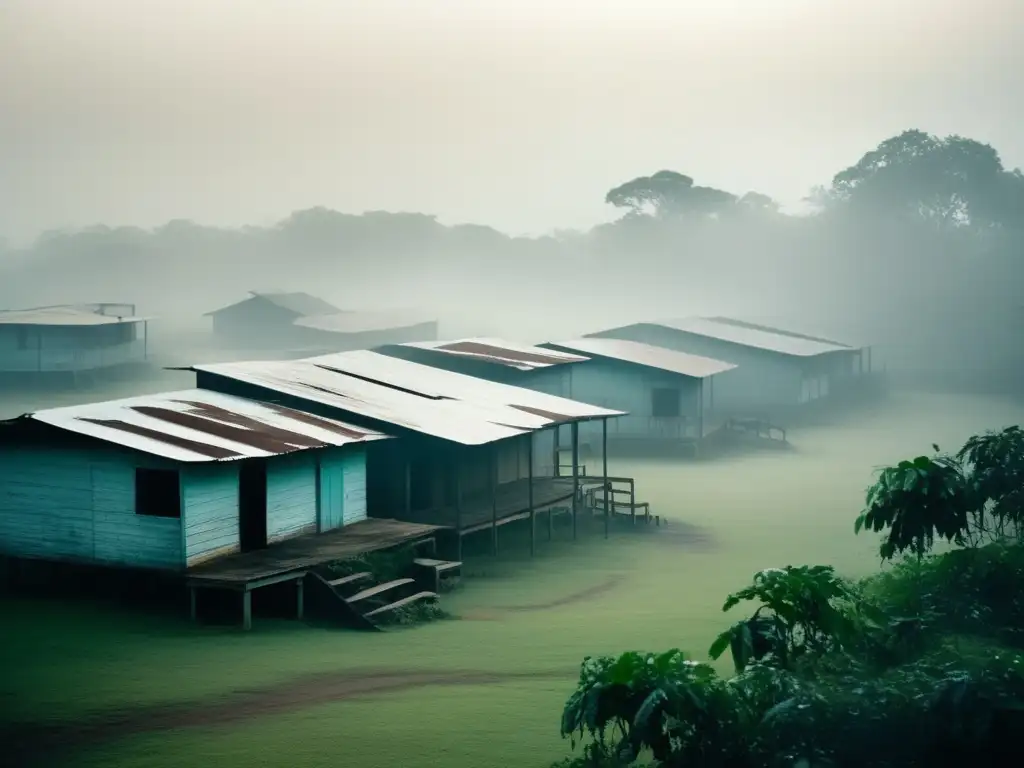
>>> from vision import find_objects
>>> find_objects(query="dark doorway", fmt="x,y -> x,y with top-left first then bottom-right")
239,459 -> 268,552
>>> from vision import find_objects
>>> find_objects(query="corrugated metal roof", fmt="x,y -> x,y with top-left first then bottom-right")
543,338 -> 737,378
193,350 -> 624,446
706,317 -> 856,348
11,389 -> 388,462
254,292 -> 341,316
400,338 -> 589,371
204,292 -> 341,318
0,306 -> 150,326
293,309 -> 436,335
651,317 -> 856,358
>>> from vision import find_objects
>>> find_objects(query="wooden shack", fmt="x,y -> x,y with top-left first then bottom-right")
0,303 -> 150,379
189,349 -> 631,556
377,338 -> 589,470
383,337 -> 738,453
0,389 -> 394,571
204,292 -> 438,354
585,317 -> 868,419
540,338 -> 737,450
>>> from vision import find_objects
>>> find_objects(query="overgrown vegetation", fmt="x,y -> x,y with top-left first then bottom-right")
325,546 -> 453,626
555,425 -> 1024,767
326,546 -> 419,584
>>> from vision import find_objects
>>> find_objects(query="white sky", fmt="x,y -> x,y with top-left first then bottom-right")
1,0 -> 1022,243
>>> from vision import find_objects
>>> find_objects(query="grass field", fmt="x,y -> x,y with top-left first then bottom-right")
2,390 -> 1022,767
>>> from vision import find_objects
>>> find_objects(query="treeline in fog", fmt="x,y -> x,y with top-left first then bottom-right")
2,129 -> 1022,389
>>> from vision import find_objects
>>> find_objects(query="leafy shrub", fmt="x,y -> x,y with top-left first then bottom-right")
708,566 -> 870,672
958,426 -> 1024,541
560,650 -> 752,766
855,448 -> 970,560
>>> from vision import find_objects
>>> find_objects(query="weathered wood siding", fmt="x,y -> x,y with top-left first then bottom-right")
318,451 -> 345,531
341,450 -> 368,525
266,452 -> 318,543
562,360 -> 700,443
0,324 -> 146,373
0,446 -> 183,569
591,325 -> 802,414
181,464 -> 239,566
319,447 -> 368,529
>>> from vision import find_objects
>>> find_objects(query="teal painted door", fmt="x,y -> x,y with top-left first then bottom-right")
318,452 -> 345,531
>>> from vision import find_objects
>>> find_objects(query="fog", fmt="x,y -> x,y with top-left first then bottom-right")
1,1 -> 1023,400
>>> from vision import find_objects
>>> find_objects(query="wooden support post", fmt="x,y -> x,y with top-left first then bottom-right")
490,442 -> 499,555
571,421 -> 580,541
404,458 -> 412,519
528,436 -> 536,557
242,590 -> 252,631
454,454 -> 463,561
867,346 -> 873,373
189,586 -> 197,622
630,479 -> 636,525
552,426 -> 560,478
602,418 -> 610,539
296,577 -> 305,621
697,379 -> 705,440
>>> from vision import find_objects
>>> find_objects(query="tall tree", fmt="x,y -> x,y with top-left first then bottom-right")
825,130 -> 1024,229
605,171 -> 738,218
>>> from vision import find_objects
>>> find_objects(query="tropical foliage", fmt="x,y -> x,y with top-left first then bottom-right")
555,424 -> 1024,767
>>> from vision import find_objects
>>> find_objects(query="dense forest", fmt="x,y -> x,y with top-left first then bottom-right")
2,129 -> 1023,384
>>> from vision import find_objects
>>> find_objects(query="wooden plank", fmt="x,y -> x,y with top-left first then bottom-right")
413,559 -> 462,572
364,591 -> 438,619
327,571 -> 372,588
347,578 -> 414,604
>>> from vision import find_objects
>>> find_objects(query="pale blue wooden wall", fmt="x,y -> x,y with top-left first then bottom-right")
0,442 -> 374,571
0,446 -> 183,569
318,450 -> 346,531
266,452 -> 318,543
341,449 -> 368,525
182,464 -> 239,567
591,326 -> 802,413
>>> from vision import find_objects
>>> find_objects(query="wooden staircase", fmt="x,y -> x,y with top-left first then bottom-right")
304,558 -> 462,631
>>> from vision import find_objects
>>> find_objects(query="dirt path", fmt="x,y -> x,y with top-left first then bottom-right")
3,666 -> 577,766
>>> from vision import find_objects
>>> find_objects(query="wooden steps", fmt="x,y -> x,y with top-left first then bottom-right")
412,558 -> 462,593
327,572 -> 372,590
306,562 -> 450,631
347,578 -> 415,605
364,591 -> 439,620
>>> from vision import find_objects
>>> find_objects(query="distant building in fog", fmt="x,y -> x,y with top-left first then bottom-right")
583,316 -> 870,418
204,291 -> 439,354
0,303 -> 150,380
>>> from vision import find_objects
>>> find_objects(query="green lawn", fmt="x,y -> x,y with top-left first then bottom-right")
3,391 -> 1022,767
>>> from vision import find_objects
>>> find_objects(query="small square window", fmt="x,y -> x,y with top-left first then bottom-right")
135,468 -> 181,518
651,388 -> 681,418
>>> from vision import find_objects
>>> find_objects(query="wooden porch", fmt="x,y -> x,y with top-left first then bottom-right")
184,518 -> 444,630
186,518 -> 442,588
399,475 -> 579,539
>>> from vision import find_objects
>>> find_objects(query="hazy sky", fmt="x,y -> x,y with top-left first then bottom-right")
2,0 -> 1022,244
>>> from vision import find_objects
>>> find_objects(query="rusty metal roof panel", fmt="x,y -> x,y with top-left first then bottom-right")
400,338 -> 589,371
293,309 -> 436,334
194,351 -> 624,446
15,389 -> 388,462
653,317 -> 855,358
543,338 -> 737,379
